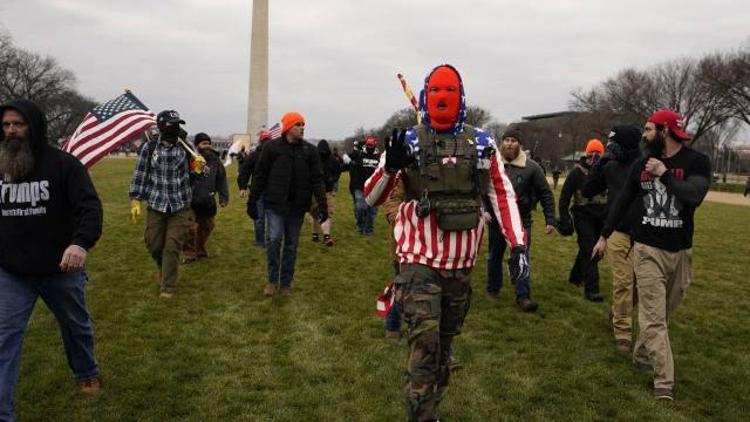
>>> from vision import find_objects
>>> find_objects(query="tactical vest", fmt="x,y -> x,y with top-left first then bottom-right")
573,165 -> 607,207
403,125 -> 490,231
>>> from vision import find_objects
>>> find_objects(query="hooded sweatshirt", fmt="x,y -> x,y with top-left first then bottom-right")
317,140 -> 342,192
0,99 -> 103,276
363,64 -> 525,270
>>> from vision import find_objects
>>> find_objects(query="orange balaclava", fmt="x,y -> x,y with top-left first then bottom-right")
425,65 -> 461,132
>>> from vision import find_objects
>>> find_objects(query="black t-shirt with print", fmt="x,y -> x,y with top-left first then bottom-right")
603,146 -> 711,252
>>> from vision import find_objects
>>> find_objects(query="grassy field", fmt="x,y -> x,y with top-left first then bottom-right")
15,158 -> 750,421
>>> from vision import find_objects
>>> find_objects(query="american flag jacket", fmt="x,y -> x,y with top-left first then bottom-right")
364,126 -> 526,271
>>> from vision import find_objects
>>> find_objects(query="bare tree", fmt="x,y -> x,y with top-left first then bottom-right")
698,48 -> 750,126
0,30 -> 96,143
571,56 -> 739,145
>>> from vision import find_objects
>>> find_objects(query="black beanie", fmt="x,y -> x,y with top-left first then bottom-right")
608,125 -> 640,150
501,127 -> 522,143
193,132 -> 211,146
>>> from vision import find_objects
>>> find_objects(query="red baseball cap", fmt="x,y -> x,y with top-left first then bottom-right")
365,136 -> 377,147
647,109 -> 690,141
258,130 -> 272,142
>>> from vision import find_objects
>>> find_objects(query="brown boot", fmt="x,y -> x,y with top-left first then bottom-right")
264,283 -> 277,297
78,377 -> 102,395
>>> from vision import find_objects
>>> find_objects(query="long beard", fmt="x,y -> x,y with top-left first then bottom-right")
0,138 -> 35,181
641,132 -> 666,158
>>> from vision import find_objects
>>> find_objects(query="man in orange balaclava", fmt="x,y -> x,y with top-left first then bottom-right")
364,64 -> 527,421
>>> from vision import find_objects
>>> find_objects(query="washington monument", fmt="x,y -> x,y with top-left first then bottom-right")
247,0 -> 268,138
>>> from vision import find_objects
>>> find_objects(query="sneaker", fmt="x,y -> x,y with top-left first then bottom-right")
384,330 -> 401,341
77,377 -> 101,395
312,233 -> 320,242
159,291 -> 174,299
653,388 -> 674,401
615,339 -> 632,354
263,283 -> 277,297
517,298 -> 538,313
323,235 -> 335,246
585,292 -> 604,302
280,287 -> 292,296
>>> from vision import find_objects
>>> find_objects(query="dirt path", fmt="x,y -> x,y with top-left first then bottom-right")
704,191 -> 750,206
546,176 -> 748,206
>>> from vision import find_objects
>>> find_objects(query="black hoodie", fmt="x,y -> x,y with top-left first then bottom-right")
317,140 -> 342,192
0,99 -> 103,276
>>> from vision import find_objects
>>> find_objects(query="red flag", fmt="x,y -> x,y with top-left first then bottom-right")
63,91 -> 155,168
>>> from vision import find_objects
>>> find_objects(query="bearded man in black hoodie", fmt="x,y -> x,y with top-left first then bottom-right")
0,99 -> 104,420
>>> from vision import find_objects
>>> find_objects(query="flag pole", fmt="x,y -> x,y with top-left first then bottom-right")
397,73 -> 421,125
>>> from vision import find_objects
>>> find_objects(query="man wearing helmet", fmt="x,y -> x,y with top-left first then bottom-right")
365,64 -> 526,421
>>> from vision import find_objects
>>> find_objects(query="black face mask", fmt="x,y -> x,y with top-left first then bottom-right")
159,124 -> 180,141
366,146 -> 375,154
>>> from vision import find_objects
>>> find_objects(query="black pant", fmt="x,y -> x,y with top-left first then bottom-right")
569,210 -> 603,295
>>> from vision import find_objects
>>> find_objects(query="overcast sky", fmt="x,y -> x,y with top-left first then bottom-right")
1,0 -> 749,139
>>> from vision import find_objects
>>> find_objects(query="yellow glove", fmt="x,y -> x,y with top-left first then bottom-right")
130,200 -> 141,223
191,155 -> 207,174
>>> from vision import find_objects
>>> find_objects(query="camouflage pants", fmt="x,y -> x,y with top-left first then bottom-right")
398,264 -> 472,422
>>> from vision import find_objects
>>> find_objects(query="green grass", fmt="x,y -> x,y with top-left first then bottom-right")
15,158 -> 750,421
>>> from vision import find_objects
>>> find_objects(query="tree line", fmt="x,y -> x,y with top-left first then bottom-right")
0,31 -> 95,144
347,42 -> 749,175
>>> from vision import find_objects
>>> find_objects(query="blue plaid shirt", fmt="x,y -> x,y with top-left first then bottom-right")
129,141 -> 192,213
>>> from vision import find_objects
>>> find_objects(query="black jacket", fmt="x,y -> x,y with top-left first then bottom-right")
0,99 -> 103,276
348,147 -> 380,192
190,151 -> 228,217
500,151 -> 556,226
559,165 -> 607,230
582,149 -> 641,235
237,143 -> 263,190
248,137 -> 326,214
317,140 -> 342,193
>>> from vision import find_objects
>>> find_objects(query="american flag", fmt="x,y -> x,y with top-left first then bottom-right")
267,122 -> 282,139
63,91 -> 156,168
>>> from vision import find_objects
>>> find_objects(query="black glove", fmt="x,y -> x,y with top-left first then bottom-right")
385,128 -> 411,174
247,200 -> 259,220
557,218 -> 574,236
318,206 -> 329,224
508,246 -> 530,282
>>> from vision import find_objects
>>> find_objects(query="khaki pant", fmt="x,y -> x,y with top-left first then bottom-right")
608,231 -> 637,341
145,207 -> 193,293
183,214 -> 215,259
311,192 -> 335,235
632,242 -> 691,390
